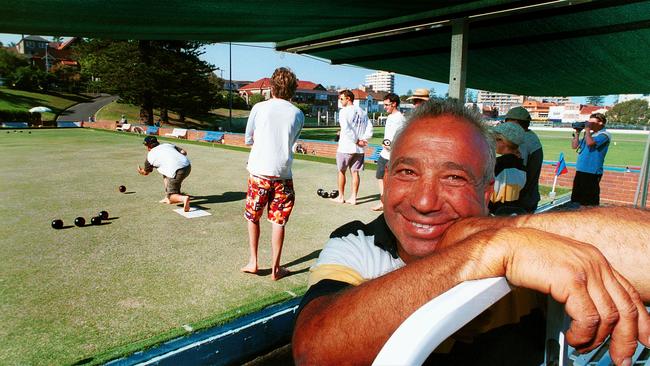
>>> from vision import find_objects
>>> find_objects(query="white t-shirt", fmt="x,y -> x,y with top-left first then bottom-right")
337,105 -> 373,154
380,111 -> 406,160
147,143 -> 190,178
245,98 -> 304,179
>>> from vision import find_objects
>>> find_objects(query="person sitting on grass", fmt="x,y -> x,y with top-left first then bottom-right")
489,121 -> 527,215
137,136 -> 191,212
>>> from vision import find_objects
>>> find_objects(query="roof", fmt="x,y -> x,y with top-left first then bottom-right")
352,89 -> 368,100
20,35 -> 49,42
1,1 -> 649,96
580,105 -> 610,114
239,78 -> 272,91
239,78 -> 326,92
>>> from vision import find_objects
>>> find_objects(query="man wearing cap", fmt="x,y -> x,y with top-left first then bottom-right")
406,88 -> 430,107
571,113 -> 611,206
137,136 -> 191,212
504,106 -> 543,213
333,89 -> 373,205
490,122 -> 527,215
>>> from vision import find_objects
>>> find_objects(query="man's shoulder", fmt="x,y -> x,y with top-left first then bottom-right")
328,215 -> 399,259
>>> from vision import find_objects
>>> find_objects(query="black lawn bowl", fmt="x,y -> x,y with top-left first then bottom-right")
118,185 -> 126,193
99,211 -> 109,220
322,192 -> 330,198
19,130 -> 23,133
91,216 -> 102,225
74,217 -> 86,227
51,219 -> 64,229
317,188 -> 324,197
383,139 -> 391,146
330,190 -> 339,199
28,131 -> 31,134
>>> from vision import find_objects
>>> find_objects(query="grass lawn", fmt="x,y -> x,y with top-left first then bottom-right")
0,87 -> 93,122
299,127 -> 649,167
0,128 -> 384,365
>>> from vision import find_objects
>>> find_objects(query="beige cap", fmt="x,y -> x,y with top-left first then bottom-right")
407,88 -> 430,102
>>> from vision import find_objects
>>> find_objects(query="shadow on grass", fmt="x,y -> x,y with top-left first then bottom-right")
355,193 -> 380,204
190,192 -> 246,210
247,249 -> 321,279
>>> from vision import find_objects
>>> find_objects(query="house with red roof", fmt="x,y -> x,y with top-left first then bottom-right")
579,105 -> 610,121
239,78 -> 338,114
9,36 -> 81,72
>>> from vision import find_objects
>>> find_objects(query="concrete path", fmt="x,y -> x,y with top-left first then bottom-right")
57,93 -> 117,122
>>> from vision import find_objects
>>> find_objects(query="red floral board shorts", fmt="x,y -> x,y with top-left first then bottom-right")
244,174 -> 295,226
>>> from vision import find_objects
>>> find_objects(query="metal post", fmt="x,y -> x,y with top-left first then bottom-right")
229,42 -> 232,131
633,133 -> 650,208
448,18 -> 468,102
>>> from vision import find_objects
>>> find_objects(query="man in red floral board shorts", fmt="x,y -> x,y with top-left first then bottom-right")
241,67 -> 304,280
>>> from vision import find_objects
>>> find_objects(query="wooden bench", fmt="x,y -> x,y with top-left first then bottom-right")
116,123 -> 131,132
165,128 -> 187,139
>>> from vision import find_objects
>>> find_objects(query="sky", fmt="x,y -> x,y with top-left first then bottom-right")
1,34 -> 618,104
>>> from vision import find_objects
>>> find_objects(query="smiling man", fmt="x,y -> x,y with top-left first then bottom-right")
292,99 -> 650,366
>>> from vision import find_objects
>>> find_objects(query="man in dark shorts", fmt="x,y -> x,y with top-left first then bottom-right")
372,93 -> 405,211
137,136 -> 191,212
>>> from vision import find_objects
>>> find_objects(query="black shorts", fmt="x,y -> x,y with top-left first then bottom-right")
375,156 -> 389,179
571,170 -> 602,206
166,165 -> 191,196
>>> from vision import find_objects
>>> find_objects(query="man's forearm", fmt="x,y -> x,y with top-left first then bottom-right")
293,235 -> 505,365
442,207 -> 650,299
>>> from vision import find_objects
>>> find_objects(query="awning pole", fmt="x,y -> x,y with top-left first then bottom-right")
448,18 -> 468,102
633,132 -> 650,208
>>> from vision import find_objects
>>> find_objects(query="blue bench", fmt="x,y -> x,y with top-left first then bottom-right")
199,131 -> 224,144
57,121 -> 81,128
2,122 -> 29,128
146,126 -> 159,135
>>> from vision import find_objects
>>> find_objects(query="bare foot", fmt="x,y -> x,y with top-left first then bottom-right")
330,197 -> 345,204
371,204 -> 383,211
159,198 -> 170,204
272,267 -> 291,281
183,196 -> 190,212
240,263 -> 258,274
346,197 -> 357,205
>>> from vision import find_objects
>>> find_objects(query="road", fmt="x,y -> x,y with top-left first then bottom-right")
56,94 -> 117,122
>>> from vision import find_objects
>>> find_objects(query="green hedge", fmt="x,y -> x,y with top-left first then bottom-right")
0,110 -> 41,124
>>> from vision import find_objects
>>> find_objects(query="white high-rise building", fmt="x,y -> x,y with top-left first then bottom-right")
526,96 -> 571,105
365,71 -> 395,93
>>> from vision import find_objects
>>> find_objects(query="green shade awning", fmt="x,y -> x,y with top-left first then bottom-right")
2,0 -> 649,96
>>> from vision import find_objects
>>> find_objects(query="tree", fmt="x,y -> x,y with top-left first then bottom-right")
248,93 -> 265,108
465,89 -> 477,103
429,88 -> 436,98
586,95 -> 605,106
606,99 -> 649,125
0,48 -> 29,78
75,39 -> 219,125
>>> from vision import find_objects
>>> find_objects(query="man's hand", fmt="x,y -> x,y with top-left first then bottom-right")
479,227 -> 650,365
356,139 -> 368,147
137,165 -> 148,176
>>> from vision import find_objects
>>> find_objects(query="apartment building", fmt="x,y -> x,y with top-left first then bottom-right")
476,90 -> 524,116
364,71 -> 394,93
